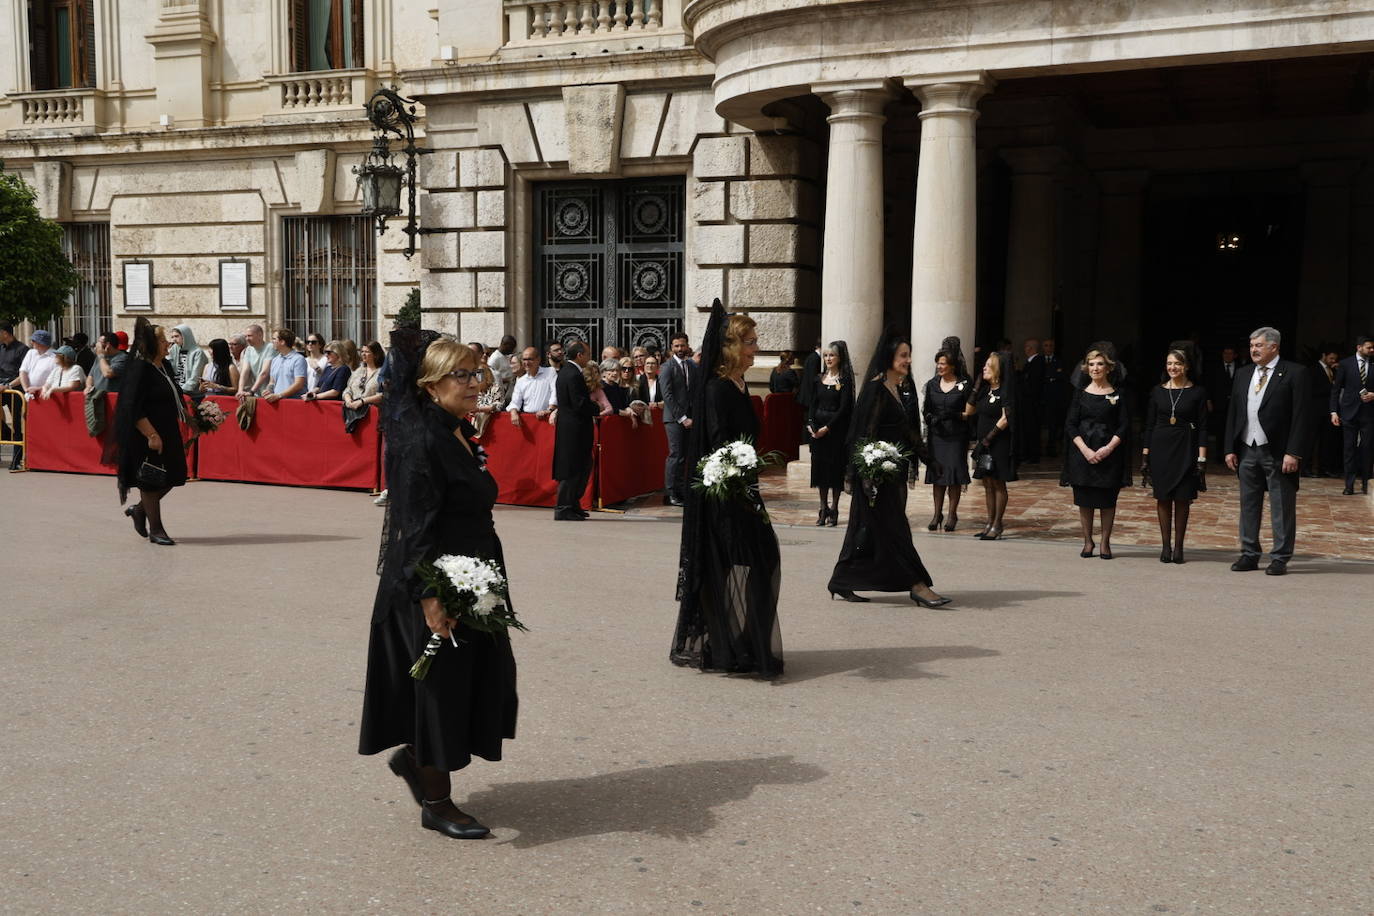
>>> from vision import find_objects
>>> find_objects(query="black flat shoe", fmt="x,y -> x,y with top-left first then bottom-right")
927,512 -> 943,531
1081,541 -> 1096,558
829,589 -> 869,603
816,508 -> 828,527
911,590 -> 952,608
388,748 -> 425,807
827,508 -> 839,527
943,513 -> 957,532
149,533 -> 176,546
125,505 -> 147,538
421,800 -> 489,839
1172,549 -> 1185,564
1231,556 -> 1259,572
1160,547 -> 1172,563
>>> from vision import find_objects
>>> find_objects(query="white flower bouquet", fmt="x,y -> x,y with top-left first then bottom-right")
851,438 -> 911,506
693,437 -> 783,508
410,554 -> 527,680
187,398 -> 227,435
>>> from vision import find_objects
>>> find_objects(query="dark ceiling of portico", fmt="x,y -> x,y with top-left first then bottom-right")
995,52 -> 1374,129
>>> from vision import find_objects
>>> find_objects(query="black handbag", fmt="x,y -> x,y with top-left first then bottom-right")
971,444 -> 996,479
137,457 -> 168,490
342,402 -> 370,433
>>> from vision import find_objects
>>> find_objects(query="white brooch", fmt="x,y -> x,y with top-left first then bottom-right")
988,393 -> 999,404
956,381 -> 966,392
1106,394 -> 1119,406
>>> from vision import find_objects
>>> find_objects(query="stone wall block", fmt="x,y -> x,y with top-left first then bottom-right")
729,179 -> 802,221
727,267 -> 812,311
693,136 -> 748,180
475,190 -> 506,228
564,84 -> 625,175
687,267 -> 725,309
477,271 -> 507,310
689,178 -> 727,223
693,225 -> 747,266
420,150 -> 459,189
750,309 -> 816,351
460,311 -> 506,345
461,230 -> 506,269
295,149 -> 336,214
459,148 -> 507,189
748,135 -> 819,178
421,233 -> 460,270
421,191 -> 476,230
32,161 -> 72,221
426,270 -> 475,311
748,224 -> 819,265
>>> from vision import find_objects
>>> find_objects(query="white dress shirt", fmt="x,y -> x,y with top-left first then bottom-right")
1245,354 -> 1280,446
508,365 -> 558,413
488,349 -> 514,387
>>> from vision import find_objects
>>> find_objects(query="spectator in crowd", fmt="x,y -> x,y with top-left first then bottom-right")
553,341 -> 595,520
618,355 -> 634,381
1330,335 -> 1374,496
586,362 -> 615,417
345,341 -> 386,412
69,332 -> 96,375
1307,347 -> 1340,478
303,333 -> 328,390
17,330 -> 57,401
41,346 -> 87,398
201,339 -> 239,395
629,346 -> 649,381
114,331 -> 130,352
599,359 -> 630,412
87,331 -> 129,394
488,335 -> 517,390
661,332 -> 695,506
1041,338 -> 1068,457
236,324 -> 273,400
1019,337 -> 1044,464
304,340 -> 353,400
167,325 -> 208,396
228,334 -> 246,366
546,340 -> 565,371
601,345 -> 623,362
636,355 -> 663,406
0,322 -> 28,389
508,347 -> 557,427
769,349 -> 800,394
264,329 -> 307,402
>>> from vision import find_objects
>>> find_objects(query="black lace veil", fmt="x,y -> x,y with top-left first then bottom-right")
673,299 -> 726,613
375,326 -> 443,579
845,326 -> 922,489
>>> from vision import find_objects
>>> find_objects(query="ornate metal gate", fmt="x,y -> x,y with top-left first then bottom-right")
533,178 -> 684,355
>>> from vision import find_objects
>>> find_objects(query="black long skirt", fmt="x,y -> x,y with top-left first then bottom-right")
828,471 -> 934,592
358,606 -> 518,772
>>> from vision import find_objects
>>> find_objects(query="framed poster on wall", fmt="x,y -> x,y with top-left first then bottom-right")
123,261 -> 153,311
219,259 -> 250,311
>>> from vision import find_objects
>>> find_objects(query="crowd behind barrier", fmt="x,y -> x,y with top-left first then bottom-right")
12,391 -> 804,506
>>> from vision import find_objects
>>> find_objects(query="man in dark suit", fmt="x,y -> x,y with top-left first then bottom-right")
1329,336 -> 1374,495
1018,338 -> 1045,463
660,331 -> 695,506
1224,326 -> 1310,576
552,340 -> 594,521
1040,338 -> 1068,457
1205,345 -> 1244,465
1307,348 -> 1341,478
797,340 -> 822,412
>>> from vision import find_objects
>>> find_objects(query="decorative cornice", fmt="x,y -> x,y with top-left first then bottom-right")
402,47 -> 712,100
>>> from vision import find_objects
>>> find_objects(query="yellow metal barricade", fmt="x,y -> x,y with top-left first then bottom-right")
1,388 -> 27,471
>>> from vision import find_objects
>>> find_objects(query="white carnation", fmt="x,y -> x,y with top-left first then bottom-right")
882,460 -> 897,471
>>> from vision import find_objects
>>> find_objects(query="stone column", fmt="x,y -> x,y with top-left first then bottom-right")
1091,170 -> 1149,346
906,74 -> 992,379
815,81 -> 895,365
1002,147 -> 1064,350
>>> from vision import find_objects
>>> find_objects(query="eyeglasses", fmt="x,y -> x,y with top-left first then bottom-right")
308,339 -> 323,346
324,349 -> 335,355
445,369 -> 480,385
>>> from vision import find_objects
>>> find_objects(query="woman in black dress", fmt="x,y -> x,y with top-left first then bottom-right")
768,350 -> 800,394
114,317 -> 189,546
806,340 -> 854,527
1142,348 -> 1208,563
672,304 -> 783,677
923,348 -> 973,532
1061,348 -> 1132,559
827,330 -> 951,608
359,335 -> 518,839
963,351 -> 1016,540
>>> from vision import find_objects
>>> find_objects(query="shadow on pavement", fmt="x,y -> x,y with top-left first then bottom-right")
174,533 -> 363,546
472,754 -> 826,848
934,589 -> 1085,610
780,645 -> 1001,684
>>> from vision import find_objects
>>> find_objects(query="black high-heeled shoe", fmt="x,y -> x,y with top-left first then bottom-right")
974,526 -> 991,539
1172,548 -> 1185,564
983,526 -> 1003,541
826,508 -> 839,527
125,505 -> 147,539
943,513 -> 958,532
388,747 -> 425,807
829,588 -> 869,603
911,589 -> 952,608
149,533 -> 176,546
1080,541 -> 1095,558
1160,546 -> 1173,563
927,512 -> 943,531
1099,548 -> 1114,560
420,799 -> 490,839
816,508 -> 827,527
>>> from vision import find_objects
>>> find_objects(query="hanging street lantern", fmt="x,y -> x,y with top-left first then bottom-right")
354,86 -> 432,259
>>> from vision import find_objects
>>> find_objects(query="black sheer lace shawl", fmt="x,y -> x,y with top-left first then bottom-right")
111,353 -> 183,505
673,300 -> 726,611
844,327 -> 925,492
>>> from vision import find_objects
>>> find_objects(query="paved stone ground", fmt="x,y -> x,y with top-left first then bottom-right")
4,471 -> 1373,914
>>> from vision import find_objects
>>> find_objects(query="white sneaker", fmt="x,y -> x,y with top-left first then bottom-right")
373,489 -> 389,506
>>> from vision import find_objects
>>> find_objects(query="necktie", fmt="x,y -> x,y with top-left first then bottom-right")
1360,359 -> 1367,386
1254,365 -> 1270,395
1226,363 -> 1233,379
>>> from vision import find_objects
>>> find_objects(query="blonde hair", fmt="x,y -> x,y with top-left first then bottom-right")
983,351 -> 1003,388
582,362 -> 602,391
416,337 -> 479,391
1083,348 -> 1117,374
717,314 -> 758,379
331,339 -> 360,369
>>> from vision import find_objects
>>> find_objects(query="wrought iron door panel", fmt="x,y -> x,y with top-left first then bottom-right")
534,178 -> 683,354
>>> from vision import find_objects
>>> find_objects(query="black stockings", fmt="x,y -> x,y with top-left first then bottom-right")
981,480 -> 1007,531
818,486 -> 836,514
410,747 -> 479,824
1157,500 -> 1191,553
139,487 -> 171,539
1078,506 -> 1116,551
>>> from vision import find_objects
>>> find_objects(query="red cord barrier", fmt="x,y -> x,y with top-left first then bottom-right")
196,396 -> 380,491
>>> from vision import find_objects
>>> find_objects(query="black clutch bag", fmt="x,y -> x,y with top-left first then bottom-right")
971,444 -> 996,479
137,458 -> 168,490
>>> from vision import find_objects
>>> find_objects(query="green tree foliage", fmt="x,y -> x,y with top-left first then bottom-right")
0,166 -> 80,326
396,286 -> 421,329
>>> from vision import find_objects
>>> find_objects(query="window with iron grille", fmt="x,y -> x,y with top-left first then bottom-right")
58,223 -> 110,341
28,0 -> 96,90
282,215 -> 377,345
289,0 -> 364,72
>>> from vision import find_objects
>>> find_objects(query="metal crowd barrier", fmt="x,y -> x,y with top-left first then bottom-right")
1,388 -> 27,471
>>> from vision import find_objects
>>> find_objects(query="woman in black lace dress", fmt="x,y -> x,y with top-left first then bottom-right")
1061,348 -> 1132,559
806,340 -> 854,527
359,335 -> 518,840
672,304 -> 783,677
964,351 -> 1016,540
114,317 -> 189,546
827,330 -> 951,608
1142,347 -> 1208,563
922,347 -> 973,532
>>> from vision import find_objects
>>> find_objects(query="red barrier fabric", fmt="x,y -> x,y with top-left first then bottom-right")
196,396 -> 379,490
596,409 -> 670,505
25,391 -> 115,475
479,414 -> 593,509
760,391 -> 803,461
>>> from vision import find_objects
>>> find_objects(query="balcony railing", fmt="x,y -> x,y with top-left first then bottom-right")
264,69 -> 373,120
6,89 -> 102,134
503,0 -> 685,52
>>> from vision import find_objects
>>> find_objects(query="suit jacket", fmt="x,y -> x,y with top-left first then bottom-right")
660,355 -> 693,424
1041,355 -> 1068,413
553,362 -> 595,481
1223,358 -> 1310,460
1019,355 -> 1046,408
1328,355 -> 1372,423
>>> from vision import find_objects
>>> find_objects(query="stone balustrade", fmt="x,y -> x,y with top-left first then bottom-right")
278,74 -> 354,109
21,94 -> 85,125
507,0 -> 665,42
